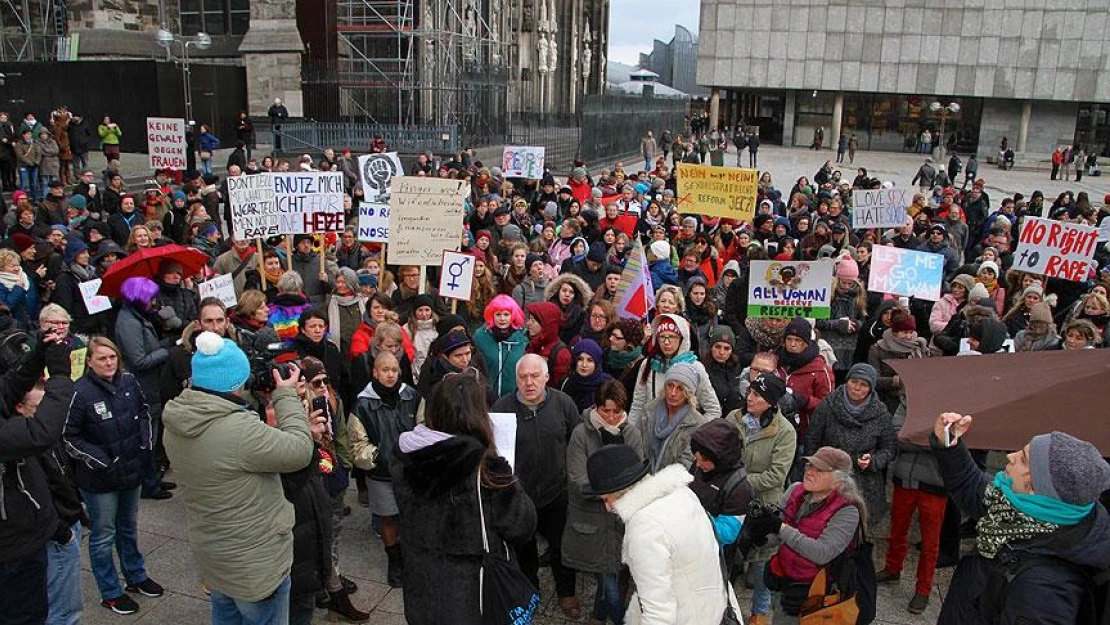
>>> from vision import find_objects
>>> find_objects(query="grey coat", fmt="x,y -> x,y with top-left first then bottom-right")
37,136 -> 60,176
291,251 -> 338,307
627,398 -> 709,473
889,401 -> 944,494
562,410 -> 643,574
815,284 -> 866,372
114,305 -> 169,402
804,388 -> 897,521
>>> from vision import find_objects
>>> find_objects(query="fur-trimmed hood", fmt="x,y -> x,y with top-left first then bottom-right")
544,272 -> 593,308
612,464 -> 693,522
962,301 -> 1000,324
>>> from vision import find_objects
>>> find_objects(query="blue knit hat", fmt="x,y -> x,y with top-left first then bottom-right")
191,331 -> 250,392
63,237 -> 88,265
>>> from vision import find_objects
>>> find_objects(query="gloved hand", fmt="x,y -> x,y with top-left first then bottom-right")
158,305 -> 183,331
745,502 -> 784,546
42,332 -> 72,378
790,389 -> 809,408
51,523 -> 73,545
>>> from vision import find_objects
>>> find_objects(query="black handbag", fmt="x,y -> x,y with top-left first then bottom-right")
477,472 -> 540,625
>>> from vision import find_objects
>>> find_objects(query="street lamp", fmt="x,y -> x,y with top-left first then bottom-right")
929,101 -> 960,161
155,28 -> 212,126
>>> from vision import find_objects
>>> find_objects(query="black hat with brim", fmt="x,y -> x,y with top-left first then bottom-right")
583,444 -> 650,497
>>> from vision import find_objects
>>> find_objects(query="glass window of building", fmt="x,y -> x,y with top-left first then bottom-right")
180,0 -> 251,36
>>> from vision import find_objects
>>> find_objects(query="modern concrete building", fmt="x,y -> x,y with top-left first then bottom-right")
640,25 -> 708,97
696,0 -> 1110,159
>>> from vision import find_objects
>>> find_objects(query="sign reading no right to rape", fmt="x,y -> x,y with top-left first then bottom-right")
1013,216 -> 1098,281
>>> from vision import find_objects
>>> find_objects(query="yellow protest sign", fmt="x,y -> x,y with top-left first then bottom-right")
676,163 -> 758,222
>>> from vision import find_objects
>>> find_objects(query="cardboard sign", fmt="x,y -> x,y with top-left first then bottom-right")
747,260 -> 835,318
387,178 -> 468,265
198,274 -> 238,308
868,246 -> 944,301
676,163 -> 758,221
358,152 -> 404,200
79,279 -> 112,314
146,117 -> 186,170
501,146 -> 546,179
357,202 -> 390,243
851,189 -> 909,229
228,173 -> 278,239
272,172 -> 346,235
1013,216 -> 1098,281
437,250 -> 475,301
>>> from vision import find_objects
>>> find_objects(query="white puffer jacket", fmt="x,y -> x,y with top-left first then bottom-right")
614,464 -> 739,625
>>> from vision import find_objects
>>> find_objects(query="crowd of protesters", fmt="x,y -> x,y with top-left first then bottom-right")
1,110 -> 1110,625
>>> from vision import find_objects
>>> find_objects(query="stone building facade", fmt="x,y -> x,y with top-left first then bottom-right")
696,0 -> 1110,158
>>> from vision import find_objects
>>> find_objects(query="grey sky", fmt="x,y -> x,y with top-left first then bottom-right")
606,0 -> 700,65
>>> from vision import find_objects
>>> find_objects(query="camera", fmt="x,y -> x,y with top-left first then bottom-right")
247,342 -> 298,393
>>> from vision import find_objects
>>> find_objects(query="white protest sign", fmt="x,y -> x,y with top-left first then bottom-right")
868,246 -> 945,301
198,274 -> 238,308
851,188 -> 909,229
272,171 -> 346,235
489,412 -> 517,470
357,203 -> 390,243
747,260 -> 836,318
79,279 -> 112,314
228,173 -> 278,239
501,146 -> 546,179
358,152 -> 405,200
959,337 -> 1014,353
1098,218 -> 1110,242
388,177 -> 468,265
146,117 -> 186,170
1013,216 -> 1099,281
438,250 -> 475,301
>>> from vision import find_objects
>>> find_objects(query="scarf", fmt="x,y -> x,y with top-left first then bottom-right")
877,329 -> 928,356
976,473 -> 1065,558
978,276 -> 998,291
745,317 -> 786,350
70,262 -> 98,282
327,292 -> 365,347
372,379 -> 401,409
686,303 -> 712,327
589,408 -> 626,436
1016,327 -> 1059,352
651,401 -> 688,471
649,349 -> 697,373
490,324 -> 516,342
264,266 -> 286,285
0,269 -> 29,291
565,368 -> 612,410
839,386 -> 875,418
606,346 -> 642,372
778,339 -> 820,371
740,412 -> 767,443
398,423 -> 454,453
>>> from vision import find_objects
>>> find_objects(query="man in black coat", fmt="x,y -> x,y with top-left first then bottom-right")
490,353 -> 583,619
0,331 -> 73,623
931,413 -> 1110,624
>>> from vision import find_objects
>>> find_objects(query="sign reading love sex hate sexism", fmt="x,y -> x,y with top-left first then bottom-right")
868,246 -> 944,301
501,146 -> 546,179
1013,216 -> 1098,282
747,260 -> 835,318
851,188 -> 910,229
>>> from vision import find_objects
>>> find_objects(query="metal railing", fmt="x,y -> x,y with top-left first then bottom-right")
255,121 -> 459,155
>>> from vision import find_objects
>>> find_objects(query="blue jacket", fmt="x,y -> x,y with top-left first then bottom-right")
649,259 -> 679,292
63,371 -> 151,494
0,278 -> 39,329
472,326 -> 528,398
197,132 -> 220,153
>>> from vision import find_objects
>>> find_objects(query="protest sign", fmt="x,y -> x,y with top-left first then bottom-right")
868,246 -> 944,301
146,117 -> 186,170
438,250 -> 475,301
489,413 -> 518,470
851,188 -> 909,229
387,177 -> 468,265
198,274 -> 238,308
228,173 -> 278,239
272,171 -> 346,235
1013,216 -> 1098,281
501,146 -> 546,179
357,203 -> 390,243
78,279 -> 112,314
358,152 -> 404,199
747,260 -> 834,318
676,163 -> 758,221
1099,218 -> 1110,243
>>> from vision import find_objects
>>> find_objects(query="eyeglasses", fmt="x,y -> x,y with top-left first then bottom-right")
311,377 -> 330,388
609,332 -> 625,341
590,313 -> 608,321
657,334 -> 680,343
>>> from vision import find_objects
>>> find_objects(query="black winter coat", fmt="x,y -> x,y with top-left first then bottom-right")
391,436 -> 536,625
0,346 -> 72,562
281,451 -> 333,599
63,371 -> 151,494
933,438 -> 1110,625
490,389 -> 578,509
705,357 -> 745,416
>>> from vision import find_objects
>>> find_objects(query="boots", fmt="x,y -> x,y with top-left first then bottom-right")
327,588 -> 370,623
385,543 -> 404,588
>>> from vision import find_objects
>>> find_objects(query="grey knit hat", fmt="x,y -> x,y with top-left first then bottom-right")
1030,432 -> 1110,505
664,362 -> 700,395
846,363 -> 878,389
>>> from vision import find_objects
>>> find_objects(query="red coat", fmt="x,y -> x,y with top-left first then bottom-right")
777,355 -> 834,435
569,178 -> 592,205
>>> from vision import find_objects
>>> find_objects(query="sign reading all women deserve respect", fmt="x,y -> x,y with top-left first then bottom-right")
747,260 -> 835,318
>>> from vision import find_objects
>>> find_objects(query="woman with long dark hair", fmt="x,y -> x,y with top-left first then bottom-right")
391,373 -> 537,625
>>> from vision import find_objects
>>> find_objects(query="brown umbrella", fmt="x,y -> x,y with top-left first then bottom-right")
890,349 -> 1110,456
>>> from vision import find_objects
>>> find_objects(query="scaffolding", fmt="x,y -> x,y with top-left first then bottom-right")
0,0 -> 66,61
333,0 -> 511,142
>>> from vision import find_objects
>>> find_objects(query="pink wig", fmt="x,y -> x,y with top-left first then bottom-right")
484,294 -> 525,329
120,276 -> 160,309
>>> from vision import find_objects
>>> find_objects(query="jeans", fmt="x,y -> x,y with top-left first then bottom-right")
884,486 -> 947,595
72,152 -> 88,174
46,522 -> 83,625
592,573 -> 624,624
0,549 -> 48,624
82,486 -> 149,600
211,575 -> 291,625
288,591 -> 315,625
18,165 -> 38,199
750,559 -> 772,615
201,158 -> 213,175
39,174 -> 58,201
